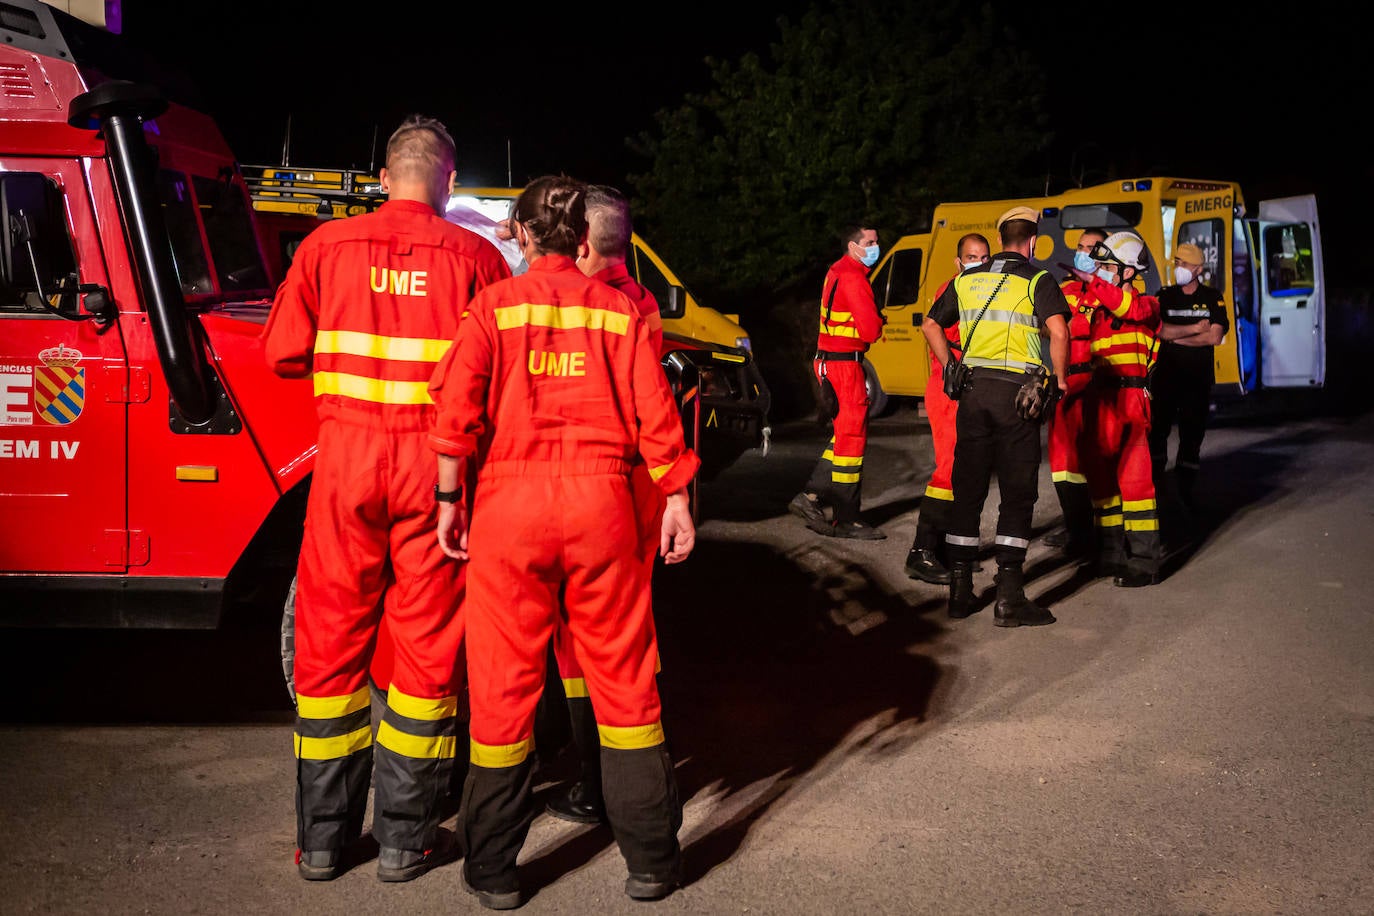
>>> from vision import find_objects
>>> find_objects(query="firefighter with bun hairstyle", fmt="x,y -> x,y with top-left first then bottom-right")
429,175 -> 698,908
264,114 -> 511,883
1043,228 -> 1110,558
1080,230 -> 1162,587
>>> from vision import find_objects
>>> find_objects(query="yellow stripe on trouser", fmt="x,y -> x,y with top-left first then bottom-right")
386,686 -> 458,720
830,452 -> 862,485
296,686 -> 371,719
598,722 -> 665,750
295,726 -> 373,761
1123,497 -> 1159,532
471,737 -> 534,769
1052,470 -> 1087,484
563,677 -> 590,699
1094,496 -> 1124,529
376,721 -> 457,760
925,485 -> 953,501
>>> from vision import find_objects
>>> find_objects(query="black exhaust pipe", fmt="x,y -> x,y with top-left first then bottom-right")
68,80 -> 214,424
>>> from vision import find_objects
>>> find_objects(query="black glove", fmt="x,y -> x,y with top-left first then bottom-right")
1014,366 -> 1055,421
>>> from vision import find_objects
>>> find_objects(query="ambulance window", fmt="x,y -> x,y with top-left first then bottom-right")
1233,219 -> 1255,322
0,171 -> 79,315
194,175 -> 269,293
1263,223 -> 1315,297
156,170 -> 214,298
634,248 -> 672,311
871,248 -> 922,309
1177,218 -> 1224,289
1060,202 -> 1143,230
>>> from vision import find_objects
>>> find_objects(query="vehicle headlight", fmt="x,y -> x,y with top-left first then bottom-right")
734,336 -> 752,352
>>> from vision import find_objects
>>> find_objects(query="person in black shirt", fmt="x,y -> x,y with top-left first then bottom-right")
1147,242 -> 1228,513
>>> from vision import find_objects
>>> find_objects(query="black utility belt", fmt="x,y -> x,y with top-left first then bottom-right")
1096,375 -> 1149,389
815,350 -> 864,362
1067,362 -> 1093,375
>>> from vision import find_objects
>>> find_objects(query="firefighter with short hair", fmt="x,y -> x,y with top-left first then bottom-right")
264,114 -> 511,882
923,206 -> 1070,626
429,175 -> 698,908
1044,228 -> 1110,557
1080,231 -> 1162,587
789,224 -> 887,540
904,232 -> 990,584
545,183 -> 670,827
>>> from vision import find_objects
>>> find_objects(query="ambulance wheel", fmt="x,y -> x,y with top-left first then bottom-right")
863,359 -> 890,418
281,575 -> 298,709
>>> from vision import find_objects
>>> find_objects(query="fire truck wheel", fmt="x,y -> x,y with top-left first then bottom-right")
281,575 -> 298,709
280,575 -> 388,723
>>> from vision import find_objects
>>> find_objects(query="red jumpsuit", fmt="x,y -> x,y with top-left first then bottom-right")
804,254 -> 885,524
428,254 -> 698,885
264,198 -> 510,856
552,265 -> 667,752
1046,276 -> 1099,548
912,275 -> 962,552
1080,279 -> 1161,580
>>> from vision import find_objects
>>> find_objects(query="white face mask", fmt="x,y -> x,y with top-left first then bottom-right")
1174,265 -> 1196,285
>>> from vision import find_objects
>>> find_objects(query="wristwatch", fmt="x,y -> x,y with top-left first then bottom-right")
433,484 -> 462,504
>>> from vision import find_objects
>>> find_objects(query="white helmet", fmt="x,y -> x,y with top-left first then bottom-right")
1093,231 -> 1148,273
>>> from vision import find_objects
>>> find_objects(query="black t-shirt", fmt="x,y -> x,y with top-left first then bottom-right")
1156,283 -> 1228,378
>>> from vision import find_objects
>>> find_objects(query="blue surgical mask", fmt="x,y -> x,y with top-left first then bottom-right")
860,243 -> 880,268
961,260 -> 984,271
1073,250 -> 1096,273
1095,267 -> 1117,285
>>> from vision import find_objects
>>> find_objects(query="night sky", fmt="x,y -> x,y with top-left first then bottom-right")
117,2 -> 1362,286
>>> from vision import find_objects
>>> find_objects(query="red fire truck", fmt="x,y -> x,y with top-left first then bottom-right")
0,0 -> 762,629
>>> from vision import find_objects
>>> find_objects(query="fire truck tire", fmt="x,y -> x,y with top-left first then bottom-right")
281,575 -> 298,709
863,358 -> 891,418
280,574 -> 388,720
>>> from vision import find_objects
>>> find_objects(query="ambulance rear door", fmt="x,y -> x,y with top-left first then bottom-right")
1254,195 -> 1324,388
1170,188 -> 1241,391
864,232 -> 931,402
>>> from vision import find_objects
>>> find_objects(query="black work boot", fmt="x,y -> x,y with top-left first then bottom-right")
992,563 -> 1055,627
947,561 -> 976,619
905,547 -> 951,584
547,697 -> 605,824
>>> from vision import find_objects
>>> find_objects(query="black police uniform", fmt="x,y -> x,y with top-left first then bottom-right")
1147,282 -> 1228,504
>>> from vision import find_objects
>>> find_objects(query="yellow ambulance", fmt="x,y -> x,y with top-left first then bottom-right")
864,177 -> 1325,415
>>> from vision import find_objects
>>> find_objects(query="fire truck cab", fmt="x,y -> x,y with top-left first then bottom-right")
864,177 -> 1326,415
1,1 -> 318,627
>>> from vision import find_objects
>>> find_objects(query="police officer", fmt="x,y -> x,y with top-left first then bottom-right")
922,206 -> 1070,626
1148,241 -> 1228,514
789,223 -> 886,539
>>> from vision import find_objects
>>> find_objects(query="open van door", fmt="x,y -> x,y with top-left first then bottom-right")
1254,195 -> 1324,388
864,232 -> 931,413
1170,189 -> 1242,393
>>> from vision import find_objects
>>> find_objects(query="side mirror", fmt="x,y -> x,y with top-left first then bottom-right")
660,284 -> 687,321
82,285 -> 118,332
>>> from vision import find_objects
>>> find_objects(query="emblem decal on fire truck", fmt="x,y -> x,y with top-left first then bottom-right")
34,344 -> 85,426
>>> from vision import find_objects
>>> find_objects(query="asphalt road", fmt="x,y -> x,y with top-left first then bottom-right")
3,392 -> 1372,915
